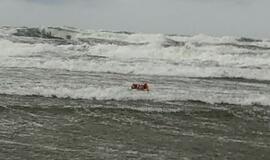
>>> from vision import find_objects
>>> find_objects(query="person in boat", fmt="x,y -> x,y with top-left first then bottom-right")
131,83 -> 149,91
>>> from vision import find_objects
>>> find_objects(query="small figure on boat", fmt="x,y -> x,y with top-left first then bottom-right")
131,83 -> 150,91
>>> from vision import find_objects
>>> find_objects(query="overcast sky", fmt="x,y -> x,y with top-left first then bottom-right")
0,0 -> 269,38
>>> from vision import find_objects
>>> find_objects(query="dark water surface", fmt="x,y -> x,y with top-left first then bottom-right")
0,94 -> 269,160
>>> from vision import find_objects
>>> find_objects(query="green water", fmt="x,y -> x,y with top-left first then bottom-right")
0,95 -> 269,160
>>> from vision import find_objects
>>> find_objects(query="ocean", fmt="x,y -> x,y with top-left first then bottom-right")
0,26 -> 269,159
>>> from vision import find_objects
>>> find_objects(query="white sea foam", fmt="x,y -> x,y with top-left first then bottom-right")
1,81 -> 270,106
1,38 -> 270,80
0,27 -> 270,105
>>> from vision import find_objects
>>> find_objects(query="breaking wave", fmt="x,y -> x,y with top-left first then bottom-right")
0,26 -> 270,105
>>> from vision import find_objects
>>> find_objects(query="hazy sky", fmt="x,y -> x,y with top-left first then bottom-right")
0,0 -> 269,38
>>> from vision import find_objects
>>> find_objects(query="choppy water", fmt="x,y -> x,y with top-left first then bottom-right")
0,26 -> 270,159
